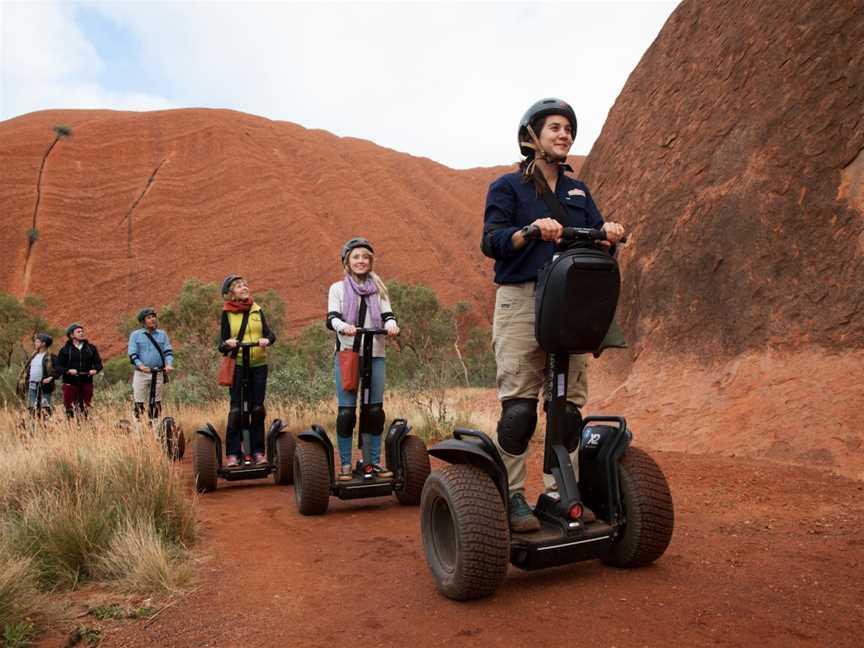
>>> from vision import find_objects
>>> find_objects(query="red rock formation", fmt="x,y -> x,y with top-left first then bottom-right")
581,0 -> 864,477
1,110 -> 572,353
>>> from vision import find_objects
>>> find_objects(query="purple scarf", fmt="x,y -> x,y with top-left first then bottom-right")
341,275 -> 381,328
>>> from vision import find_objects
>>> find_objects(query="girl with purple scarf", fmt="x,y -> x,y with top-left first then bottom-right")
326,238 -> 400,481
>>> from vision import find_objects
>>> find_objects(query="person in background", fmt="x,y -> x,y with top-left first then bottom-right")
326,238 -> 399,481
55,323 -> 103,419
16,333 -> 57,418
219,274 -> 276,466
128,307 -> 174,422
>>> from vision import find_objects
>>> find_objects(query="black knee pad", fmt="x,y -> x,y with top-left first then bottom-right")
251,405 -> 266,426
563,401 -> 583,453
497,398 -> 538,455
367,404 -> 385,436
227,407 -> 241,429
336,407 -> 356,438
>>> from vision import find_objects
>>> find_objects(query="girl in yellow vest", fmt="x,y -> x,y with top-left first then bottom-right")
219,274 -> 277,466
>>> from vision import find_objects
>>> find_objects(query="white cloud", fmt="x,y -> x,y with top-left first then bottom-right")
1,1 -> 678,168
0,1 -> 174,117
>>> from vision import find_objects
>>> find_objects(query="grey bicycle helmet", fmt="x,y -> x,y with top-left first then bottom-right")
518,98 -> 578,157
341,237 -> 374,265
137,307 -> 156,323
221,274 -> 244,298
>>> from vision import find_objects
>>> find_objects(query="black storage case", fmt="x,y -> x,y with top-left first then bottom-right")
534,247 -> 620,354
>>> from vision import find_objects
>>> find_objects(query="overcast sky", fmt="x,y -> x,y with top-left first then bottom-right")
0,0 -> 679,168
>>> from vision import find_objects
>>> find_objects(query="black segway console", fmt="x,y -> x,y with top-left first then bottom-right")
420,227 -> 674,600
193,342 -> 295,493
293,328 -> 431,515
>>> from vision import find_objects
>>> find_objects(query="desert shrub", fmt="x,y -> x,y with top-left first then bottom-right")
0,293 -> 58,371
0,541 -> 45,636
94,517 -> 192,594
0,415 -> 196,592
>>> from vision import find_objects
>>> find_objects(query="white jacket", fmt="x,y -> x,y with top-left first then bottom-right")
327,281 -> 397,357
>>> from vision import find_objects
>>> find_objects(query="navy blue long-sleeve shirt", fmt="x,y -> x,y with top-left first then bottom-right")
483,167 -> 606,284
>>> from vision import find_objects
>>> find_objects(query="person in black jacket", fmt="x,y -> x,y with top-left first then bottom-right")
481,98 -> 625,532
16,333 -> 57,418
54,323 -> 103,419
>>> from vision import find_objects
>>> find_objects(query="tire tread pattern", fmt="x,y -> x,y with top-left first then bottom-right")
395,436 -> 431,505
421,464 -> 509,601
604,446 -> 674,567
294,440 -> 330,515
192,435 -> 218,493
273,432 -> 296,485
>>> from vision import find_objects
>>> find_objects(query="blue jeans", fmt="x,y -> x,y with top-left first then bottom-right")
334,354 -> 386,465
334,354 -> 385,407
27,384 -> 52,409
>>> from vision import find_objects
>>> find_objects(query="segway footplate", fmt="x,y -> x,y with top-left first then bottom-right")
220,464 -> 272,481
510,519 -> 615,570
333,476 -> 395,499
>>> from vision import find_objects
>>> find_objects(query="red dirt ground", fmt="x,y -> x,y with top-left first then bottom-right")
86,446 -> 863,648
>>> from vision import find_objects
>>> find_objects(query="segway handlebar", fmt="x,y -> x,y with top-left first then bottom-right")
354,328 -> 389,336
236,341 -> 266,348
523,225 -> 628,244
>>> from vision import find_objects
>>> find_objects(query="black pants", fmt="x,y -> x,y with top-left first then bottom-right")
226,364 -> 268,457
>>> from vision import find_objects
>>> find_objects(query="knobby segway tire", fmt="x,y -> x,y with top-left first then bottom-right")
395,435 -> 431,506
294,440 -> 330,515
161,419 -> 185,461
603,446 -> 674,567
192,435 -> 218,493
420,465 -> 509,601
273,431 -> 296,485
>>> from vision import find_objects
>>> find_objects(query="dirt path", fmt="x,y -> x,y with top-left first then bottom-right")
100,448 -> 863,648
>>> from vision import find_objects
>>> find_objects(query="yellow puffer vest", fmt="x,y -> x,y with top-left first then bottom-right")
226,303 -> 267,367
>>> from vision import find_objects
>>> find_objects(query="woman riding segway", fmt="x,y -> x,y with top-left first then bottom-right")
481,98 -> 626,532
219,274 -> 276,467
419,98 -> 672,600
326,238 -> 399,481
292,239 -> 429,514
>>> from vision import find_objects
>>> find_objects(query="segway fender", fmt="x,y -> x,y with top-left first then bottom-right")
384,418 -> 411,474
428,435 -> 508,505
298,424 -> 335,482
578,416 -> 632,524
196,423 -> 223,469
265,418 -> 285,463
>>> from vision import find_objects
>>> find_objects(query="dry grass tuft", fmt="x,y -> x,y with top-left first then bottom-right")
0,407 -> 197,629
95,517 -> 193,594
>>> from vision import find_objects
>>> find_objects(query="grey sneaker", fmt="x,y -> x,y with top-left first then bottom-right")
509,493 -> 540,532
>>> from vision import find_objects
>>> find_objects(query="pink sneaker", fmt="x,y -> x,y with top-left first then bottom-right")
226,455 -> 240,467
254,452 -> 267,465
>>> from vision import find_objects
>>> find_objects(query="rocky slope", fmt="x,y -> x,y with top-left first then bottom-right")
581,0 -> 864,477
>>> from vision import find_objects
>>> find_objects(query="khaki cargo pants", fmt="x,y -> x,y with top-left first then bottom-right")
492,282 -> 588,496
132,369 -> 165,404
